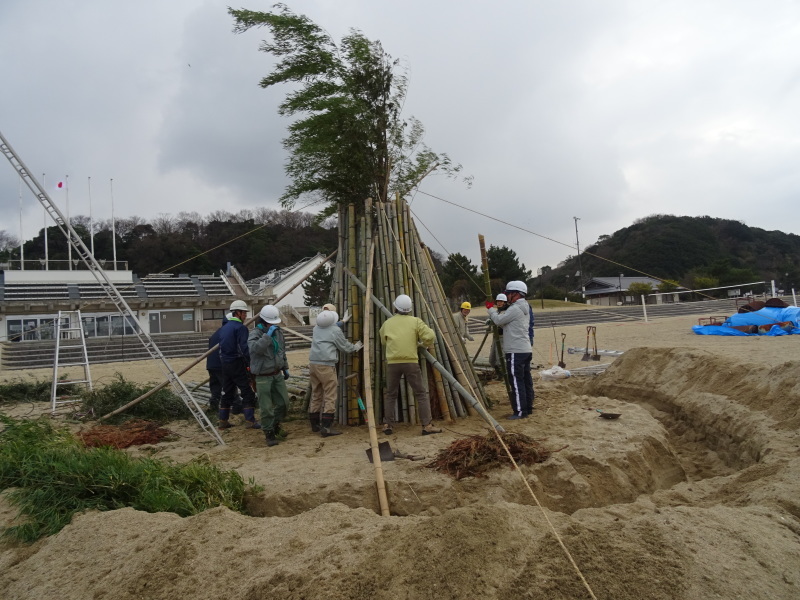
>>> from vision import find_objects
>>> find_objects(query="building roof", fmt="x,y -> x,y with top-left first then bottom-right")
581,276 -> 672,297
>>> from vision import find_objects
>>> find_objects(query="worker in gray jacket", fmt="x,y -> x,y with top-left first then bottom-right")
248,304 -> 290,447
308,310 -> 363,436
487,280 -> 534,419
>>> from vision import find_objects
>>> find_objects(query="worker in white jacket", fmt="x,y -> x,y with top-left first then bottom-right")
487,281 -> 533,419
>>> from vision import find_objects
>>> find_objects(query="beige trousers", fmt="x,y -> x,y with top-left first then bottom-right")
309,363 -> 338,414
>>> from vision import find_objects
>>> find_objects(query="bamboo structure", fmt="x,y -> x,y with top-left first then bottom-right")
333,195 -> 489,427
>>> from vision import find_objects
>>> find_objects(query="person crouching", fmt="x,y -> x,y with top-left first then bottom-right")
248,305 -> 290,447
308,310 -> 363,436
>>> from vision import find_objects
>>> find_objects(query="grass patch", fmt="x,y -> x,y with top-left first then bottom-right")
0,414 -> 257,543
0,377 -> 79,405
81,373 -> 191,424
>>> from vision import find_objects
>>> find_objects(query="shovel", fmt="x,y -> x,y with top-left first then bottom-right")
581,326 -> 592,361
591,326 -> 600,361
366,441 -> 395,463
558,333 -> 567,368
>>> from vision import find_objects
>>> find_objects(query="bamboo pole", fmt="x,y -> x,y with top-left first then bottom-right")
363,238 -> 391,516
98,250 -> 338,421
343,266 -> 505,433
479,234 -> 512,399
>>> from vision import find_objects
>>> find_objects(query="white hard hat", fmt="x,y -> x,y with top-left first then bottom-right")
229,299 -> 249,312
259,304 -> 281,324
322,303 -> 336,312
316,310 -> 338,328
393,294 -> 413,314
495,293 -> 507,302
505,280 -> 528,295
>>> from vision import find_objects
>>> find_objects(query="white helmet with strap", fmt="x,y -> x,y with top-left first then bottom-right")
316,310 -> 338,328
259,304 -> 281,324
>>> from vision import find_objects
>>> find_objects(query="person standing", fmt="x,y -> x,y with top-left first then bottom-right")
206,313 -> 229,412
308,310 -> 363,436
379,294 -> 442,435
487,281 -> 534,419
487,293 -> 507,374
248,305 -> 290,447
453,301 -> 475,342
218,300 -> 260,429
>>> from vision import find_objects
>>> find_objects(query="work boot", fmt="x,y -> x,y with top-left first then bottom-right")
264,430 -> 279,447
309,412 -> 321,433
320,413 -> 342,437
274,422 -> 288,440
422,423 -> 442,436
242,407 -> 261,429
217,408 -> 233,429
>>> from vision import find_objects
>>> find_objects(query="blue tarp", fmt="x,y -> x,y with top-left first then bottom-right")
692,306 -> 800,336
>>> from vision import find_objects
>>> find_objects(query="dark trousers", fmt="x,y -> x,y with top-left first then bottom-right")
506,352 -> 534,416
208,368 -> 223,409
220,361 -> 256,410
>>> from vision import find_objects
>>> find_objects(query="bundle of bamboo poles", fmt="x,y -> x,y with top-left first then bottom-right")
330,195 -> 489,426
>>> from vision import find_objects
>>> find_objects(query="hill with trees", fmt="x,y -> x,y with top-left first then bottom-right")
0,208 -> 337,280
533,214 -> 800,300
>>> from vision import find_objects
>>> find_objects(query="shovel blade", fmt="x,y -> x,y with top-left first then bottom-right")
581,352 -> 591,361
366,441 -> 395,463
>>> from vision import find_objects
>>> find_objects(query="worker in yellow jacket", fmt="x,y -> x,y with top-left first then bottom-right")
379,294 -> 442,436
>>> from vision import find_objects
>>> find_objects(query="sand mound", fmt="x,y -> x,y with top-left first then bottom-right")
3,344 -> 800,599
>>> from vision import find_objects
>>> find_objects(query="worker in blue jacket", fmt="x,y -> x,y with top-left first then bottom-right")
217,300 -> 259,429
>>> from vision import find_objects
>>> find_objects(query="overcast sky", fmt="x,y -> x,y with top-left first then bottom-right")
2,0 -> 799,276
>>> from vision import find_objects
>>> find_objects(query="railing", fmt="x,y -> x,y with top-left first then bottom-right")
1,259 -> 129,271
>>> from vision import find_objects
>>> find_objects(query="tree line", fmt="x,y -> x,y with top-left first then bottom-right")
0,208 -> 337,280
533,214 -> 800,301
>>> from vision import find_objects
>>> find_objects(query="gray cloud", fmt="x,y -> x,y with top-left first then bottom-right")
2,0 -> 799,276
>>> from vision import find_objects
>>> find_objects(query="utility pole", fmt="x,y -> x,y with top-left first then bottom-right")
574,216 -> 584,296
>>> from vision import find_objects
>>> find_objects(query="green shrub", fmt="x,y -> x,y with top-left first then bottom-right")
0,378 -> 78,405
81,373 -> 191,424
0,414 -> 252,542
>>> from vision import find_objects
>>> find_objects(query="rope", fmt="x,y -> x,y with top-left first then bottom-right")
378,203 -> 597,598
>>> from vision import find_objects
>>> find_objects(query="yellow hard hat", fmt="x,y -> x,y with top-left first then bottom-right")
460,302 -> 472,310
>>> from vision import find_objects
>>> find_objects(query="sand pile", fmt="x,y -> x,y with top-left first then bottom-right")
2,319 -> 800,598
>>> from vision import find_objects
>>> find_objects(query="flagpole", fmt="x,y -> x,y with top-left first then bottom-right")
18,175 -> 24,270
43,173 -> 48,270
87,176 -> 95,257
66,174 -> 72,271
110,178 -> 117,270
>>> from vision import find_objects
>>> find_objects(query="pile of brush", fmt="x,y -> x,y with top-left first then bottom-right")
78,419 -> 173,449
426,432 -> 551,480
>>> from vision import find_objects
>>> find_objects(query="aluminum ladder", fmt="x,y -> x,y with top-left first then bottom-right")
0,129 -> 224,446
51,310 -> 93,412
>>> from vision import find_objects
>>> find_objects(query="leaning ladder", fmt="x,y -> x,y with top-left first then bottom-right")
0,129 -> 224,446
51,310 -> 93,412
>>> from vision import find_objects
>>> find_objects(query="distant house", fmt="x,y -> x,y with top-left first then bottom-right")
580,276 -> 685,306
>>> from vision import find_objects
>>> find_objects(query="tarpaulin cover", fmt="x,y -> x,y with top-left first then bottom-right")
692,306 -> 800,336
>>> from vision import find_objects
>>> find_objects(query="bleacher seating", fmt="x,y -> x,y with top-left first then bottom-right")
2,284 -> 70,301
77,283 -> 140,299
140,275 -> 198,297
195,275 -> 234,296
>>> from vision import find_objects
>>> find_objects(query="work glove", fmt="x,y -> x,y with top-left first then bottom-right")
342,309 -> 352,323
353,340 -> 364,352
485,301 -> 494,309
256,323 -> 266,331
267,325 -> 278,337
282,369 -> 290,380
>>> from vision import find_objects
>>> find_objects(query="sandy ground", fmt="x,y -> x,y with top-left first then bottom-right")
2,312 -> 800,599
